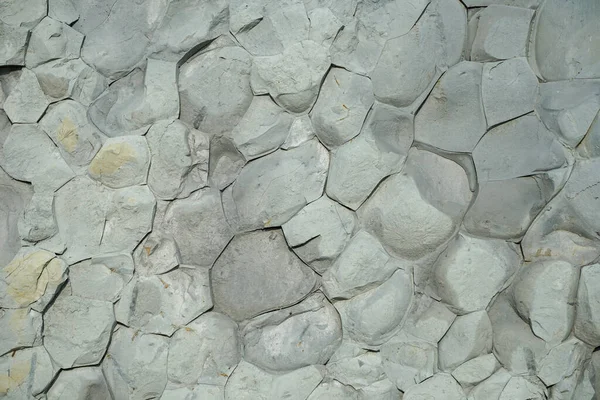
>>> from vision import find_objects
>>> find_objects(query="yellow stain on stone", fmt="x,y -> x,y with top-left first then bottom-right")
88,142 -> 136,176
56,117 -> 79,153
0,358 -> 31,395
3,251 -> 54,308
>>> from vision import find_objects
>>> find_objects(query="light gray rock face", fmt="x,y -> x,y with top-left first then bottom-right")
0,0 -> 46,29
208,135 -> 246,190
0,169 -> 32,268
211,230 -> 317,321
326,103 -> 413,209
223,139 -> 329,232
225,361 -> 323,400
168,312 -> 240,387
0,308 -> 42,356
433,233 -> 521,315
415,62 -> 486,153
4,69 -> 50,124
133,232 -> 179,276
69,255 -> 133,302
402,373 -> 465,400
335,269 -> 413,346
88,136 -> 151,188
530,0 -> 600,81
179,46 -> 253,136
48,0 -> 79,24
310,67 -> 374,148
326,351 -> 385,389
282,196 -> 357,273
307,7 -> 342,48
25,17 -> 84,69
470,5 -> 534,62
469,368 -> 512,400
18,192 -> 57,243
464,0 -> 540,6
116,267 -> 212,336
0,22 -> 29,66
146,119 -> 209,200
438,311 -> 493,371
242,293 -> 342,371
43,295 -> 115,368
251,41 -> 331,113
402,295 -> 457,344
329,19 -> 385,76
537,338 -> 591,387
282,115 -> 316,150
308,380 -> 359,399
451,353 -> 500,386
46,367 -> 111,400
0,346 -> 56,399
103,326 -> 169,400
163,188 -> 233,268
161,385 -> 224,400
575,264 -> 600,346
355,0 -> 431,40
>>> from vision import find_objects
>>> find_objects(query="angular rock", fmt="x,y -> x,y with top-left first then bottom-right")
282,115 -> 316,150
438,311 -> 493,371
307,380 -> 359,399
451,353 -> 500,386
116,267 -> 212,336
303,0 -> 358,25
163,188 -> 233,268
433,233 -> 521,315
334,269 -> 413,346
355,0 -> 431,39
282,196 -> 357,274
48,0 -> 79,25
322,230 -> 403,300
39,100 -> 104,169
511,260 -> 579,345
242,293 -> 342,371
326,351 -> 385,389
44,295 -> 115,368
251,41 -> 331,113
3,69 -> 49,123
576,266 -> 600,349
329,19 -> 385,76
161,385 -> 225,400
415,62 -> 486,152
471,5 -> 534,62
464,0 -> 540,6
473,114 -> 569,181
179,46 -> 253,136
0,0 -> 46,28
168,312 -> 240,387
103,326 -> 169,400
402,373 -> 465,400
0,308 -> 42,356
326,103 -> 413,209
69,255 -> 133,302
230,96 -> 293,160
481,58 -> 538,127
18,192 -> 57,242
25,17 -> 84,69
133,232 -> 179,276
307,7 -> 342,48
47,367 -> 111,400
381,333 -> 438,391
310,68 -> 374,148
0,346 -> 55,399
211,230 -> 317,321
499,376 -> 547,400
208,136 -> 246,190
225,361 -> 323,400
469,368 -> 512,400
402,296 -> 457,344
223,139 -> 328,231
537,338 -> 590,387
358,379 -> 402,400
88,136 -> 150,188
0,22 -> 28,66
0,169 -> 32,268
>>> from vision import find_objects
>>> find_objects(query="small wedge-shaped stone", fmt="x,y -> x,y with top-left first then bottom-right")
326,351 -> 385,389
451,353 -> 500,386
223,139 -> 328,231
0,308 -> 42,356
358,379 -> 402,400
0,169 -> 32,268
116,267 -> 212,336
0,0 -> 46,28
251,41 -> 331,113
230,96 -> 293,160
0,21 -> 28,66
225,360 -> 323,400
473,114 -> 569,181
322,231 -> 402,300
329,19 -> 385,76
464,0 -> 540,6
88,136 -> 150,188
168,312 -> 240,387
39,100 -> 104,169
283,196 -> 357,274
47,367 -> 111,400
576,264 -> 600,346
307,7 -> 342,48
511,260 -> 579,345
335,269 -> 413,346
0,346 -> 55,399
355,0 -> 431,40
0,248 -> 67,310
438,311 -> 493,371
469,368 -> 512,400
482,58 -> 538,127
209,135 -> 246,190
402,295 -> 457,344
537,338 -> 591,387
48,0 -> 79,24
4,69 -> 49,124
133,232 -> 179,276
25,17 -> 84,69
310,68 -> 374,148
89,59 -> 179,137
281,115 -> 316,150
212,230 -> 317,321
308,380 -> 359,399
433,233 -> 521,315
415,62 -> 486,152
471,5 -> 534,62
403,373 -> 465,400
242,293 -> 342,371
44,295 -> 115,368
163,187 -> 233,267
103,326 -> 169,400
327,102 -> 413,209
179,46 -> 253,136
499,376 -> 547,400
69,259 -> 129,303
18,192 -> 57,242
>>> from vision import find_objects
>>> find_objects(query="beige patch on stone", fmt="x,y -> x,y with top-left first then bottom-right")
56,117 -> 79,153
0,358 -> 31,395
3,251 -> 54,308
88,142 -> 136,176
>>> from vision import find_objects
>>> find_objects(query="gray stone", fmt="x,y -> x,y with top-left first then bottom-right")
329,19 -> 385,76
18,192 -> 57,242
69,254 -> 133,302
307,7 -> 342,48
242,293 -> 342,371
25,17 -> 84,69
355,0 -> 431,40
575,264 -> 600,346
161,385 -> 224,400
223,139 -> 329,232
282,196 -> 357,274
326,102 -> 413,209
3,69 -> 50,123
211,230 -> 317,321
415,61 -> 486,152
464,0 -> 540,6
438,311 -> 493,371
451,353 -> 500,387
179,46 -> 253,136
251,41 -> 331,113
163,188 -> 233,268
47,367 -> 111,400
0,308 -> 42,356
48,0 -> 79,25
208,136 -> 246,190
281,115 -> 316,150
44,294 -> 115,368
471,5 -> 534,62
499,376 -> 547,400
0,0 -> 46,28
469,368 -> 512,400
482,58 -> 538,127
168,312 -> 240,387
537,338 -> 590,387
402,295 -> 457,344
307,380 -> 359,399
302,0 -> 358,25
103,326 -> 169,400
403,373 -> 465,400
326,351 -> 385,389
0,346 -> 55,399
0,22 -> 28,66
133,232 -> 179,276
116,267 -> 212,336
358,379 -> 402,400
0,169 -> 32,268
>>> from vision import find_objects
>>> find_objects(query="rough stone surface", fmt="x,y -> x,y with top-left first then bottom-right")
575,264 -> 600,346
4,69 -> 50,124
88,136 -> 151,188
438,311 -> 493,371
26,17 -> 84,69
46,367 -> 111,400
